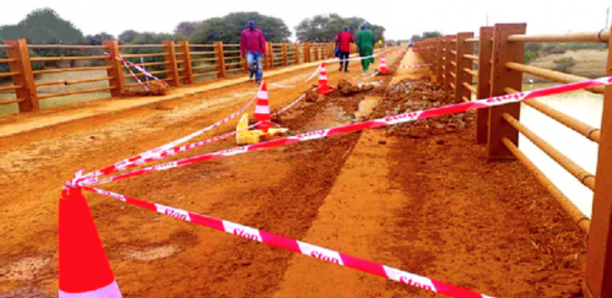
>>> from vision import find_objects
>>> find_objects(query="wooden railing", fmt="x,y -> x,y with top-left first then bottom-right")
0,40 -> 337,113
415,23 -> 612,298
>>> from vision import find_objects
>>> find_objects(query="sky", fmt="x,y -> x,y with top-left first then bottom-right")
0,0 -> 611,41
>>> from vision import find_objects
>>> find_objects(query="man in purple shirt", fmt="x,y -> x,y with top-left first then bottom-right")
240,20 -> 267,84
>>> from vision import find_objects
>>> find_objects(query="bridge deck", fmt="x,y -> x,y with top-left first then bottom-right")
0,50 -> 585,298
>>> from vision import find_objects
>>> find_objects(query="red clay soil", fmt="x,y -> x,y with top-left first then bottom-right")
0,51 -> 586,298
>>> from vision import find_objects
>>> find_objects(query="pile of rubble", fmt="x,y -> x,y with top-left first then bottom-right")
304,79 -> 382,103
121,81 -> 170,97
376,78 -> 475,139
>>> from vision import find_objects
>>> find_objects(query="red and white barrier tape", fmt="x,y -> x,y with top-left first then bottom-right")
269,82 -> 299,89
122,60 -> 149,91
364,70 -> 380,78
77,75 -> 612,187
86,92 -> 259,179
141,57 -> 150,87
399,64 -> 433,69
83,186 -> 494,298
272,92 -> 309,115
75,89 -> 308,185
104,52 -> 170,89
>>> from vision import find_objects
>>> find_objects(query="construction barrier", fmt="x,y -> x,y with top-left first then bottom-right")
74,75 -> 612,188
83,186 -> 494,298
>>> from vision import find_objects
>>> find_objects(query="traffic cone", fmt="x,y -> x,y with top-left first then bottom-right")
59,186 -> 122,298
380,55 -> 388,74
254,82 -> 271,133
317,62 -> 333,95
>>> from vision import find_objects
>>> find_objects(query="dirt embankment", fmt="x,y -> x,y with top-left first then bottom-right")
526,49 -> 608,82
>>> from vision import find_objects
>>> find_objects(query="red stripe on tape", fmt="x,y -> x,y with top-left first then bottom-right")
433,281 -> 488,298
260,231 -> 302,254
340,253 -> 388,279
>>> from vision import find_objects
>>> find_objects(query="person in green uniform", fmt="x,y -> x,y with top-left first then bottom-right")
356,23 -> 376,72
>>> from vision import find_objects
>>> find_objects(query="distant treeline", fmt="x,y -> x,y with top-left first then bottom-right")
0,8 -> 387,75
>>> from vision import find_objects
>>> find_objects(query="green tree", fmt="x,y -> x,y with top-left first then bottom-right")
295,14 -> 385,42
0,36 -> 7,73
81,32 -> 115,45
190,12 -> 290,44
0,8 -> 83,44
371,24 -> 385,41
118,30 -> 138,44
422,31 -> 442,39
175,22 -> 199,38
120,32 -> 186,78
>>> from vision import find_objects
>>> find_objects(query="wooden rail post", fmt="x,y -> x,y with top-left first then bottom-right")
178,41 -> 194,85
323,43 -> 328,58
294,43 -> 299,65
454,32 -> 474,103
433,37 -> 443,83
304,43 -> 311,63
584,23 -> 612,298
487,23 -> 526,159
323,43 -> 327,58
162,41 -> 180,87
242,56 -> 249,74
328,43 -> 334,59
476,27 -> 494,144
4,39 -> 38,112
266,42 -> 274,70
282,43 -> 288,66
323,43 -> 328,59
426,40 -> 433,64
443,35 -> 455,95
101,40 -> 124,98
313,43 -> 319,61
214,41 -> 227,79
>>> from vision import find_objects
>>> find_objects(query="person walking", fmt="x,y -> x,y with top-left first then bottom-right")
240,20 -> 267,84
335,26 -> 355,72
356,23 -> 376,72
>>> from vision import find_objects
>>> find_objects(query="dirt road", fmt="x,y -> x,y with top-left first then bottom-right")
0,50 -> 586,298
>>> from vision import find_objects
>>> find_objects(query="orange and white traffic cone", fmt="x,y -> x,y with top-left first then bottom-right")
254,82 -> 271,133
59,186 -> 123,298
380,55 -> 388,74
317,62 -> 333,95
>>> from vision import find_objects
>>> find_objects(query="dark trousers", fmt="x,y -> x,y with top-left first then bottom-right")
339,52 -> 350,71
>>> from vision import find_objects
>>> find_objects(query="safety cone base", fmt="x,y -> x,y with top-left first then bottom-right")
317,85 -> 334,95
236,113 -> 288,145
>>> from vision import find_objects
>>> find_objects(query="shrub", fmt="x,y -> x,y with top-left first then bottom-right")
553,57 -> 576,73
542,44 -> 566,55
524,51 -> 538,64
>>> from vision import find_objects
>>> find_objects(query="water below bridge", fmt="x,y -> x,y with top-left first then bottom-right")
520,83 -> 603,218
